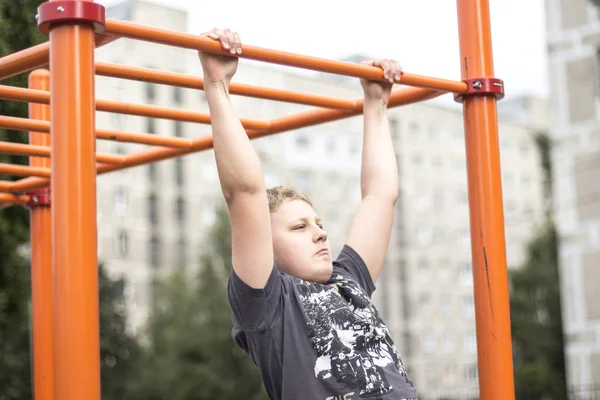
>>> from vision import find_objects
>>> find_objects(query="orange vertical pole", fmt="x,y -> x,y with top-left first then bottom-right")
456,0 -> 515,399
28,69 -> 53,400
36,1 -> 106,399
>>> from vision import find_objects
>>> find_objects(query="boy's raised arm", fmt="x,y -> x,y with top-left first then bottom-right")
346,59 -> 403,284
199,29 -> 274,289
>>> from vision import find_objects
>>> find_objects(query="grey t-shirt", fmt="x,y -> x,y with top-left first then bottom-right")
228,244 -> 419,400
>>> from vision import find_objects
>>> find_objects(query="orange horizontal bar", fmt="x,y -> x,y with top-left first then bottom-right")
4,85 -> 440,193
3,177 -> 49,192
0,181 -> 13,191
0,141 -> 125,165
96,99 -> 269,131
0,163 -> 50,178
0,34 -> 119,81
104,19 -> 466,94
269,86 -> 442,133
0,192 -> 29,207
0,115 -> 51,133
0,115 -> 192,148
0,85 -> 269,131
95,62 -> 358,111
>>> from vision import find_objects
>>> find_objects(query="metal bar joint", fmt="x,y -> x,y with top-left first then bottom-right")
27,187 -> 51,207
454,77 -> 504,103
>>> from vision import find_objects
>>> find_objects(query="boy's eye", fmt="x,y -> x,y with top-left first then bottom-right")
293,225 -> 306,230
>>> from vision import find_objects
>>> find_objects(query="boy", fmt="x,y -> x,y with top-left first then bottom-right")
199,28 -> 418,400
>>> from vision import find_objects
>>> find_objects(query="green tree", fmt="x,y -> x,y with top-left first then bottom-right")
509,132 -> 567,399
98,264 -> 143,400
0,0 -> 45,398
136,204 -> 267,400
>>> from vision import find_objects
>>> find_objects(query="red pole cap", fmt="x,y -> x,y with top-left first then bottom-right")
37,1 -> 106,35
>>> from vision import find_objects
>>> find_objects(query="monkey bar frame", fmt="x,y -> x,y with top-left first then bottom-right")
0,0 -> 514,399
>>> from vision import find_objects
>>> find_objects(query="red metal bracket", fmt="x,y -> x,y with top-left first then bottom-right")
454,78 -> 505,103
27,187 -> 51,207
37,1 -> 106,35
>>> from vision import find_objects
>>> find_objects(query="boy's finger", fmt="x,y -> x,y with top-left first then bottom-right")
234,32 -> 243,54
381,59 -> 392,81
223,29 -> 236,53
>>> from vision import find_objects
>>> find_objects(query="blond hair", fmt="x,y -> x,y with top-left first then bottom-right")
267,186 -> 312,213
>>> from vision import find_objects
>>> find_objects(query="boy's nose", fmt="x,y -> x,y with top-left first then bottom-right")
314,229 -> 327,243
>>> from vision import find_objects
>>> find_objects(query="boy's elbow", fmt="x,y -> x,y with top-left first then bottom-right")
362,183 -> 399,204
362,191 -> 398,206
223,182 -> 265,204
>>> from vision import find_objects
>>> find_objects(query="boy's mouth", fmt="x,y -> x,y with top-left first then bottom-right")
316,249 -> 329,256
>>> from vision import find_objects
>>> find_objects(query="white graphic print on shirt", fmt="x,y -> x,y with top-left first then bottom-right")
295,273 -> 414,397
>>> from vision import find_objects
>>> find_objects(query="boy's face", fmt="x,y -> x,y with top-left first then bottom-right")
271,199 -> 332,283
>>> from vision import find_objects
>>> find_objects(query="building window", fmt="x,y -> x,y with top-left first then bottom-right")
149,235 -> 160,267
264,170 -> 279,188
524,205 -> 535,221
417,227 -> 432,246
412,154 -> 423,166
417,258 -> 430,277
111,113 -> 126,130
174,121 -> 183,137
503,172 -> 515,189
457,229 -> 471,248
148,193 -> 158,225
115,186 -> 128,217
175,196 -> 185,226
464,330 -> 477,353
401,292 -> 411,320
464,364 -> 478,383
115,230 -> 128,257
390,117 -> 400,141
428,124 -> 440,140
419,292 -> 432,312
460,262 -> 473,285
403,331 -> 412,357
595,48 -> 600,95
325,136 -> 336,153
146,82 -> 156,102
148,163 -> 157,182
463,295 -> 475,318
295,132 -> 309,149
294,171 -> 310,192
420,330 -> 435,353
147,118 -> 156,134
442,332 -> 454,353
173,86 -> 183,104
457,190 -> 468,206
409,122 -> 419,138
177,236 -> 187,267
439,294 -> 451,315
175,158 -> 184,186
349,138 -> 360,156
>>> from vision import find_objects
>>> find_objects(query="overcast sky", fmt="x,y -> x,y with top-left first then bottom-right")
98,0 -> 549,101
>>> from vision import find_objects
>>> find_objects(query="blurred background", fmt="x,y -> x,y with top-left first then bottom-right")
0,0 -> 595,399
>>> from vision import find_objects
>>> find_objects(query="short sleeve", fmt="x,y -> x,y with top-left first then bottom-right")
333,244 -> 376,297
227,264 -> 282,332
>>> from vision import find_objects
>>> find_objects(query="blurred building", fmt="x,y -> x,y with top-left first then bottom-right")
545,0 -> 600,392
94,0 -> 547,397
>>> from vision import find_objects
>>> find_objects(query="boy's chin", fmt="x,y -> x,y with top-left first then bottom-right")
310,262 -> 333,283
